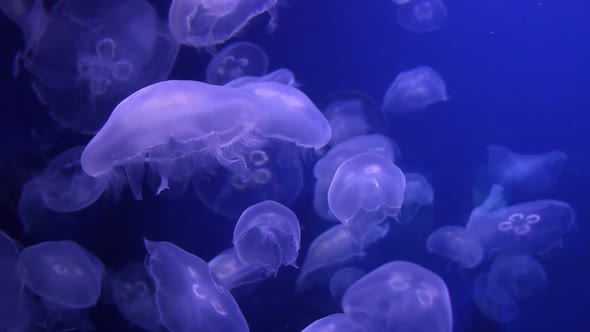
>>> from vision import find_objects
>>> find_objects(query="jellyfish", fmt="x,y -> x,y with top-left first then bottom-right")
426,226 -> 484,268
382,66 -> 447,114
342,261 -> 453,332
206,41 -> 269,85
168,0 -> 279,48
396,0 -> 448,33
329,267 -> 366,305
144,240 -> 249,332
391,0 -> 411,4
18,241 -> 104,309
488,255 -> 547,300
399,172 -> 434,223
472,273 -> 519,323
487,144 -> 567,195
0,231 -> 29,331
296,223 -> 390,292
302,313 -> 366,332
313,178 -> 336,221
194,141 -> 304,219
328,152 -> 406,242
209,248 -> 272,291
233,200 -> 300,273
466,185 -> 575,256
225,68 -> 297,88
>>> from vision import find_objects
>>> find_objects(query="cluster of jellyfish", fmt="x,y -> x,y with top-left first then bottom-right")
0,0 -> 577,331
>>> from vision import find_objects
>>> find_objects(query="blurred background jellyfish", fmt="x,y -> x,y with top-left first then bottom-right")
206,41 -> 269,85
342,261 -> 452,332
225,68 -> 298,88
399,172 -> 434,224
472,273 -> 520,323
329,267 -> 366,305
168,0 -> 280,49
328,152 -> 406,242
302,313 -> 366,332
382,66 -> 447,114
487,255 -> 547,300
396,0 -> 448,33
487,144 -> 567,195
144,240 -> 249,332
209,247 -> 272,291
0,230 -> 29,331
233,200 -> 300,274
426,225 -> 484,268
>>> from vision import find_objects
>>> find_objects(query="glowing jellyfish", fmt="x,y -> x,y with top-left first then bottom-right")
302,313 -> 366,332
313,178 -> 336,221
194,142 -> 304,219
426,226 -> 484,268
144,240 -> 249,332
233,200 -> 300,273
466,185 -> 575,255
329,267 -> 366,305
296,223 -> 390,292
472,273 -> 519,323
225,68 -> 297,88
342,261 -> 452,332
168,0 -> 279,48
488,255 -> 547,300
487,144 -> 567,195
399,172 -> 434,223
0,231 -> 28,331
328,152 -> 405,242
209,248 -> 272,291
396,0 -> 448,33
382,66 -> 447,114
206,41 -> 269,85
18,241 -> 104,309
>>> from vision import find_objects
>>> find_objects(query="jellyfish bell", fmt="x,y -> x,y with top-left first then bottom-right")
302,313 -> 366,332
396,0 -> 448,33
399,172 -> 434,224
472,273 -> 519,323
225,68 -> 298,88
208,247 -> 272,291
426,225 -> 484,268
329,267 -> 366,305
206,41 -> 269,85
382,66 -> 447,114
487,255 -> 547,300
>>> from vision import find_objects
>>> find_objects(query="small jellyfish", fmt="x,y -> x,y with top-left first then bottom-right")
399,172 -> 434,223
206,41 -> 269,85
382,66 -> 447,114
328,152 -> 406,242
209,247 -> 272,291
18,241 -> 104,309
225,68 -> 297,88
0,231 -> 28,331
487,144 -> 567,195
472,273 -> 519,323
302,313 -> 366,332
426,226 -> 484,268
233,200 -> 300,273
396,0 -> 448,33
342,261 -> 452,332
488,255 -> 547,300
329,267 -> 366,305
144,240 -> 249,332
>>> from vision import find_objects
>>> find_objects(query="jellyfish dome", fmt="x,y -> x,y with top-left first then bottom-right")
382,66 -> 447,114
342,261 -> 453,332
399,172 -> 434,223
0,231 -> 28,331
426,225 -> 484,268
472,273 -> 520,323
329,267 -> 366,305
396,0 -> 448,33
487,255 -> 547,300
225,68 -> 297,88
206,41 -> 269,85
302,313 -> 366,332
209,247 -> 272,291
328,152 -> 406,242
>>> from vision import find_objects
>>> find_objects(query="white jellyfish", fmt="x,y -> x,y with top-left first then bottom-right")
396,0 -> 448,33
206,41 -> 269,85
399,172 -> 434,224
426,225 -> 484,268
382,66 -> 447,114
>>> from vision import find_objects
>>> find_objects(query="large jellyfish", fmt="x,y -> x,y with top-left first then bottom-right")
209,247 -> 272,291
487,144 -> 567,195
18,241 -> 104,309
206,41 -> 269,85
233,200 -> 300,273
225,68 -> 297,88
329,267 -> 366,305
144,240 -> 249,332
399,172 -> 434,223
488,255 -> 547,300
342,261 -> 452,332
472,273 -> 519,323
0,231 -> 29,331
466,185 -> 575,256
302,313 -> 366,332
168,0 -> 279,48
396,0 -> 448,33
328,152 -> 406,242
426,225 -> 484,268
382,66 -> 447,114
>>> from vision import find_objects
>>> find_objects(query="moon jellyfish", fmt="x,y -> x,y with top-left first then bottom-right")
233,200 -> 300,273
487,144 -> 567,195
209,248 -> 272,291
466,185 -> 575,256
328,152 -> 405,242
18,241 -> 104,309
302,313 -> 366,332
488,255 -> 547,300
313,178 -> 336,221
194,142 -> 304,219
382,66 -> 447,114
0,231 -> 28,331
226,68 -> 297,88
426,226 -> 484,268
396,0 -> 448,33
296,223 -> 390,292
144,240 -> 249,332
342,261 -> 452,332
206,41 -> 269,85
472,273 -> 519,323
399,172 -> 434,223
329,267 -> 366,305
168,0 -> 279,48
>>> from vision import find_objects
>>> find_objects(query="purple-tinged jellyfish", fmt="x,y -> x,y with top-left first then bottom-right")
144,240 -> 249,332
426,225 -> 484,268
209,247 -> 272,291
206,41 -> 269,85
382,66 -> 447,114
399,172 -> 434,223
472,273 -> 519,323
488,255 -> 547,300
302,313 -> 366,332
233,200 -> 300,273
329,267 -> 366,305
0,230 -> 28,331
225,68 -> 297,88
396,0 -> 448,33
342,261 -> 452,332
328,152 -> 405,242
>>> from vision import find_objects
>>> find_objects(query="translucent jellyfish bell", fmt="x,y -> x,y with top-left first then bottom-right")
328,152 -> 406,242
225,68 -> 297,88
302,313 -> 366,332
396,0 -> 448,33
329,267 -> 366,305
382,66 -> 447,114
472,273 -> 519,323
144,240 -> 249,332
399,172 -> 434,223
206,41 -> 269,85
0,231 -> 28,331
342,261 -> 453,332
209,248 -> 272,291
233,200 -> 301,273
488,255 -> 547,300
18,241 -> 104,309
426,226 -> 484,268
